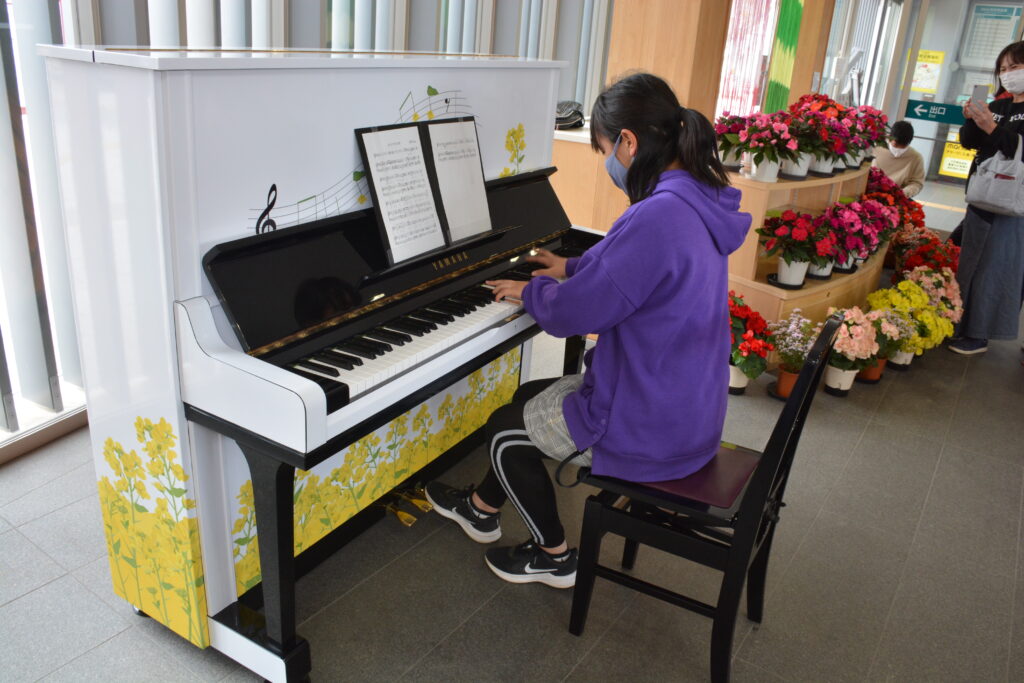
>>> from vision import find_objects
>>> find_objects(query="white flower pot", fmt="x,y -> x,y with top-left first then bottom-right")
846,149 -> 865,169
824,366 -> 858,396
776,258 -> 809,286
833,157 -> 848,172
720,148 -> 743,170
808,156 -> 835,176
749,158 -> 780,183
807,260 -> 834,277
728,364 -> 750,395
834,254 -> 857,271
779,152 -> 811,180
889,350 -> 915,370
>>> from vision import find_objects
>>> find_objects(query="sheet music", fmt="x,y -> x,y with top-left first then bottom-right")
427,120 -> 492,242
361,126 -> 446,262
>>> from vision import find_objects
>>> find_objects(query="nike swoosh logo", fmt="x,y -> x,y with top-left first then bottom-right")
523,565 -> 556,574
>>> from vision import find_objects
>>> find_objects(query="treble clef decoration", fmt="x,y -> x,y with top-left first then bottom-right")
255,184 -> 278,234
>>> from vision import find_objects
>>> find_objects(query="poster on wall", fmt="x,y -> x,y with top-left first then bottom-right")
939,142 -> 976,179
911,50 -> 944,94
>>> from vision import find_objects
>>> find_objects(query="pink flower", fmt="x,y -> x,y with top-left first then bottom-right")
786,139 -> 798,150
738,130 -> 748,142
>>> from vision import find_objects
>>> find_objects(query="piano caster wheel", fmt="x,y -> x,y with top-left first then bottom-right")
132,606 -> 150,618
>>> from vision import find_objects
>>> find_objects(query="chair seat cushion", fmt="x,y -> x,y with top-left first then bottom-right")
642,443 -> 761,510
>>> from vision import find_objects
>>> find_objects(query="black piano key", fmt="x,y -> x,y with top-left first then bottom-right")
412,309 -> 453,324
313,352 -> 354,370
336,342 -> 378,360
355,335 -> 392,353
384,319 -> 427,336
454,291 -> 487,306
287,367 -> 350,412
324,349 -> 363,366
428,301 -> 468,317
444,296 -> 479,312
369,328 -> 411,345
443,294 -> 477,310
403,314 -> 438,330
294,359 -> 340,377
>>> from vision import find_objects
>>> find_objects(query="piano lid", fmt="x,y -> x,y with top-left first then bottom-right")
203,167 -> 570,353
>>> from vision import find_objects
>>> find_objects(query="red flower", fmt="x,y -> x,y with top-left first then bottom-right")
791,227 -> 809,241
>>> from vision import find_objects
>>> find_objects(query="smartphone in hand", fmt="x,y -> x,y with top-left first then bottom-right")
972,84 -> 989,105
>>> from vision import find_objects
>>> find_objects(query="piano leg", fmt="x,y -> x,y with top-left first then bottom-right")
237,443 -> 313,681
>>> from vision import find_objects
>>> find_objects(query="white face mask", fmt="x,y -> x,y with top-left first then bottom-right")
888,143 -> 908,158
1000,69 -> 1024,94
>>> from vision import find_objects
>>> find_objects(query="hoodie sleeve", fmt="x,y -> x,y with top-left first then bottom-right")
522,260 -> 637,338
522,202 -> 670,337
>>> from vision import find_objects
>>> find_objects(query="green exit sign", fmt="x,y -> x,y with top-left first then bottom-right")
905,99 -> 965,125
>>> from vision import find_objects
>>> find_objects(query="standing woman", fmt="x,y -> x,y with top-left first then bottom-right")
424,73 -> 751,587
954,41 -> 1024,355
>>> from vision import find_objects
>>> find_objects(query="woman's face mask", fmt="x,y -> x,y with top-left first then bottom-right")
1000,68 -> 1024,94
605,135 -> 630,192
888,143 -> 908,158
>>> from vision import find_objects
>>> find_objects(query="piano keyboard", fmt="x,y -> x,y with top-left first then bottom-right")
281,265 -> 537,409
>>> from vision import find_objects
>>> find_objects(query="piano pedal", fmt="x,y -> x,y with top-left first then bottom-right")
383,502 -> 419,527
398,488 -> 433,513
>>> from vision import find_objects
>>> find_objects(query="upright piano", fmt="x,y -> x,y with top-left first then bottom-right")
42,46 -> 597,681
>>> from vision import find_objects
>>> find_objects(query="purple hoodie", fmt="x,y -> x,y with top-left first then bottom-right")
523,170 -> 751,482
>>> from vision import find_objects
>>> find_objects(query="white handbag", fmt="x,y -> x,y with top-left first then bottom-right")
966,134 -> 1024,216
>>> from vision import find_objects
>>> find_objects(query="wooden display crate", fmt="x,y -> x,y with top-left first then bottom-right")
727,166 -> 881,323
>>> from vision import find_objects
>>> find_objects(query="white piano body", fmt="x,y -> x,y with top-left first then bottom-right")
42,46 -> 568,682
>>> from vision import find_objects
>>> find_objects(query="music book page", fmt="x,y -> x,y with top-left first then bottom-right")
427,120 -> 492,242
361,126 -> 446,262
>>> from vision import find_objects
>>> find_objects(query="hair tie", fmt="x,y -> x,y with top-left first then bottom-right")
677,106 -> 687,123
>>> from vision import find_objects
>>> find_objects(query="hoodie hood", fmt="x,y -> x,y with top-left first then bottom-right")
654,170 -> 751,256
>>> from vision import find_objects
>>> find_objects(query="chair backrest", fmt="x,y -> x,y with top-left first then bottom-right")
734,314 -> 842,534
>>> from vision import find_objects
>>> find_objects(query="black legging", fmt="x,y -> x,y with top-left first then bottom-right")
475,377 -> 567,548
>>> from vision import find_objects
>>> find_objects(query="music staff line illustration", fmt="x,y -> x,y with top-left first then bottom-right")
249,87 -> 477,232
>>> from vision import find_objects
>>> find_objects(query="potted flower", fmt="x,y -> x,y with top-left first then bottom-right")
758,210 -> 817,286
715,112 -> 749,170
778,112 -> 816,180
865,280 -> 952,368
818,201 -> 864,272
857,307 -> 916,383
843,105 -> 888,168
807,213 -> 841,279
904,266 -> 963,324
894,235 -> 960,282
728,291 -> 774,394
767,309 -> 821,399
735,112 -> 800,182
852,197 -> 899,262
824,306 -> 879,396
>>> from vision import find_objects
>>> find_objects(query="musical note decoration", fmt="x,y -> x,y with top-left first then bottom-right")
255,184 -> 278,234
248,86 -> 477,233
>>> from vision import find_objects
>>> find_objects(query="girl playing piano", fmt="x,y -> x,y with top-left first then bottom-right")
425,73 -> 752,587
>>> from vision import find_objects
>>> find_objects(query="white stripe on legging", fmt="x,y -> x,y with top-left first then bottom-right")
490,428 -> 547,545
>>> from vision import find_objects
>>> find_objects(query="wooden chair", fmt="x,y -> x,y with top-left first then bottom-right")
568,314 -> 842,682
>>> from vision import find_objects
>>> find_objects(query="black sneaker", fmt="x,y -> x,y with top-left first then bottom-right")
484,540 -> 577,589
949,337 -> 988,355
424,482 -> 501,543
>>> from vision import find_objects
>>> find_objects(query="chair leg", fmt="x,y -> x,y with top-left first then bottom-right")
710,564 -> 747,683
745,528 -> 775,624
569,497 -> 606,636
621,538 -> 639,570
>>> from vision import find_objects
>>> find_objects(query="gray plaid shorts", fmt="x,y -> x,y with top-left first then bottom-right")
523,374 -> 593,466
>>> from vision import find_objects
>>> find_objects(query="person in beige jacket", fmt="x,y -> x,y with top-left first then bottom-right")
872,121 -> 925,197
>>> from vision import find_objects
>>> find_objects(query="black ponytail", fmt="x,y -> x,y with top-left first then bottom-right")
590,72 -> 730,205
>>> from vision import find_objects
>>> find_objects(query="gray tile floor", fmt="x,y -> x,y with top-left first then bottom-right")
1,329 -> 1023,682
916,179 -> 967,234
